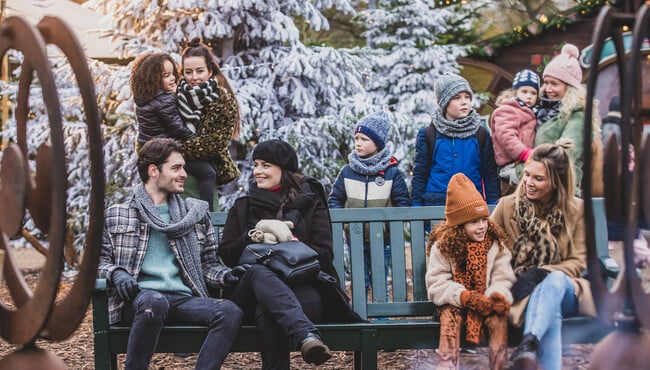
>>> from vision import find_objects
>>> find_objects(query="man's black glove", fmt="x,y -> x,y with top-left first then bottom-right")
511,268 -> 550,301
224,264 -> 251,285
111,269 -> 140,302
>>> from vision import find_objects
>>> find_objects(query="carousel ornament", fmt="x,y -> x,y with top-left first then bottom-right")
583,2 -> 650,369
0,15 -> 104,369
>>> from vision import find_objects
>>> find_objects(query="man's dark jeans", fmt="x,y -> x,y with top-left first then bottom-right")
121,289 -> 242,370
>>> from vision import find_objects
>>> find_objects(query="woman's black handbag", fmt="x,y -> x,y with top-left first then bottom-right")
239,241 -> 321,284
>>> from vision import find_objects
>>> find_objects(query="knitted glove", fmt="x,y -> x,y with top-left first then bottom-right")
248,229 -> 279,244
255,220 -> 294,242
490,292 -> 510,316
223,264 -> 251,286
111,269 -> 139,302
511,268 -> 550,301
460,290 -> 493,316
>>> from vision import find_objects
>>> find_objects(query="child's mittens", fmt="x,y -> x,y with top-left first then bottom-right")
518,148 -> 533,162
255,219 -> 295,242
460,290 -> 493,317
489,292 -> 510,316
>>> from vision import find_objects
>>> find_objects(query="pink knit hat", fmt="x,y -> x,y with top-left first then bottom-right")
543,43 -> 583,88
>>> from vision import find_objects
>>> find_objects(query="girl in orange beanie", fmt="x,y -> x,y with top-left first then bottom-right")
425,173 -> 516,370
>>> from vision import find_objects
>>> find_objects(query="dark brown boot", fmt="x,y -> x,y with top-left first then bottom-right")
509,333 -> 539,370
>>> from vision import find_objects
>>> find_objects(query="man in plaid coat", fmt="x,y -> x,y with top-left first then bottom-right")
98,138 -> 246,370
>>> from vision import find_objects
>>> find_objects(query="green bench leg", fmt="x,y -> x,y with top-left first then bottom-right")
361,328 -> 378,370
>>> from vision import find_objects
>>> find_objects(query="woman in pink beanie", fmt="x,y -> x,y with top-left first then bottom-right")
534,43 -> 602,196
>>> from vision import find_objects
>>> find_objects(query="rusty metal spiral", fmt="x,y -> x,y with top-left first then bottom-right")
0,15 -> 104,346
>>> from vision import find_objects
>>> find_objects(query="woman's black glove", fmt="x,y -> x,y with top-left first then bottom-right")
111,269 -> 140,302
224,264 -> 251,285
511,268 -> 550,301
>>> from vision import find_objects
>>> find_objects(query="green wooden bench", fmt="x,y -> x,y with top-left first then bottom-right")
92,200 -> 613,370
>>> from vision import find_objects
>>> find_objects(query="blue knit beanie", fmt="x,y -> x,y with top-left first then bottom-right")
512,69 -> 540,92
435,74 -> 473,113
354,111 -> 390,150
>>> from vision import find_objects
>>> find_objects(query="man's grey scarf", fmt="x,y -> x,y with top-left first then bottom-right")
431,107 -> 481,138
133,184 -> 210,297
348,147 -> 392,175
177,78 -> 220,128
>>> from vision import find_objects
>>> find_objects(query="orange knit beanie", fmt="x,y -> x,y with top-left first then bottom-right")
445,173 -> 490,227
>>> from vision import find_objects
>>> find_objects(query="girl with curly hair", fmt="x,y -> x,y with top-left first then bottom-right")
425,173 -> 515,370
130,52 -> 218,211
131,53 -> 195,145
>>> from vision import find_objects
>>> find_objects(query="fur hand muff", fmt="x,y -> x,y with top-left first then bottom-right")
255,219 -> 294,242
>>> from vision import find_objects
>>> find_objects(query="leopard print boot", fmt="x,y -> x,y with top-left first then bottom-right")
437,305 -> 461,370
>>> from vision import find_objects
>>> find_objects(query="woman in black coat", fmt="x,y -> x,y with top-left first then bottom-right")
219,139 -> 361,370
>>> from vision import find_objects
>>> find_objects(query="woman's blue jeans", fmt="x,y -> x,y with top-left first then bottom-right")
524,270 -> 579,370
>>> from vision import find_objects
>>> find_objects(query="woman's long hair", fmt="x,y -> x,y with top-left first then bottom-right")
180,38 -> 241,139
275,169 -> 305,219
514,141 -> 576,217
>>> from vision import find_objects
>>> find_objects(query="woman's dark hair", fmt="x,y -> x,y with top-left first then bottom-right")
136,138 -> 183,182
275,169 -> 305,219
181,38 -> 241,138
130,53 -> 179,103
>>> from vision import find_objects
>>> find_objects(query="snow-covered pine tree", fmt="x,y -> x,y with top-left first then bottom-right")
352,0 -> 490,174
84,0 -> 376,204
0,50 -> 136,252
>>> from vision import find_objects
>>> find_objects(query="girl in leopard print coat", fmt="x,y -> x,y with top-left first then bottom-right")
425,173 -> 515,370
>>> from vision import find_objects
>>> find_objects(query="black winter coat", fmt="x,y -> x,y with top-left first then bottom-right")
135,90 -> 194,145
220,185 -> 363,324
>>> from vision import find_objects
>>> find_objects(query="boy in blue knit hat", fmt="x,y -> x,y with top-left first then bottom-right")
411,74 -> 500,207
328,111 -> 410,301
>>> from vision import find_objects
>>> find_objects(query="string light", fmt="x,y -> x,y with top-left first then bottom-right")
220,62 -> 276,72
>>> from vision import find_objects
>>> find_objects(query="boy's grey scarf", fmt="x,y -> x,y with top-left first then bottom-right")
348,147 -> 392,175
431,108 -> 481,138
177,78 -> 220,127
133,184 -> 210,297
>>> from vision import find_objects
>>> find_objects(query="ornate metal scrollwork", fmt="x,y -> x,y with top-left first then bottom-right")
0,14 -> 104,355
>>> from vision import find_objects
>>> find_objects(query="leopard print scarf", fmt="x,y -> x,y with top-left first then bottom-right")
452,236 -> 491,344
511,194 -> 564,275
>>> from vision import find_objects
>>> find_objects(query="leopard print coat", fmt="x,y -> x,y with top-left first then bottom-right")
491,194 -> 596,326
182,86 -> 240,185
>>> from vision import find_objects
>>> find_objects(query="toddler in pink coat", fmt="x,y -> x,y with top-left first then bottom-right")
490,69 -> 540,195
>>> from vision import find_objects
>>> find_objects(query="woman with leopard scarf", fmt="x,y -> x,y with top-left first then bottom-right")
491,142 -> 596,370
177,39 -> 242,210
425,173 -> 515,370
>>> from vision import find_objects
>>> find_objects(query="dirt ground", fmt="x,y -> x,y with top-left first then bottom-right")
0,247 -> 595,369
